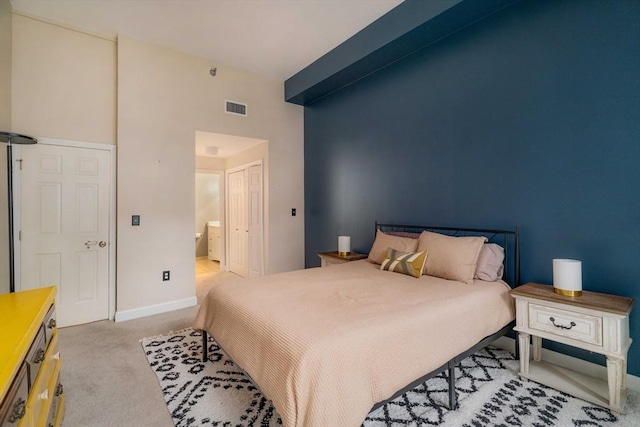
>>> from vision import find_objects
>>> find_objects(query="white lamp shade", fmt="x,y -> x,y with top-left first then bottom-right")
553,259 -> 582,296
338,236 -> 351,256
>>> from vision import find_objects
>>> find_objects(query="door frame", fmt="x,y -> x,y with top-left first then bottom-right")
14,137 -> 117,320
225,160 -> 264,276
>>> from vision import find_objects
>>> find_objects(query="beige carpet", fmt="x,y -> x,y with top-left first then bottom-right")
58,265 -> 239,427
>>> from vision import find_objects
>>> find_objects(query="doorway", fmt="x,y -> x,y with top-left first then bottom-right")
194,130 -> 267,283
195,170 -> 222,276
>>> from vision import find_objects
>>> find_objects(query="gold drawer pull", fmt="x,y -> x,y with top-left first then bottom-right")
47,318 -> 57,329
8,397 -> 26,422
34,348 -> 46,363
550,316 -> 576,330
56,383 -> 64,396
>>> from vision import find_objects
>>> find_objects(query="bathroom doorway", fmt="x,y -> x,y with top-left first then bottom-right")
195,170 -> 223,276
194,130 -> 267,302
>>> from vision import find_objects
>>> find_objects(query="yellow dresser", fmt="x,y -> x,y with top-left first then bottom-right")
0,287 -> 65,426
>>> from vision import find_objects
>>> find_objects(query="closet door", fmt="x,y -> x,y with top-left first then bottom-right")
228,169 -> 248,278
247,164 -> 263,277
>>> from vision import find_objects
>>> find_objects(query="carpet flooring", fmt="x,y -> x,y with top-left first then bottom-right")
142,328 -> 640,427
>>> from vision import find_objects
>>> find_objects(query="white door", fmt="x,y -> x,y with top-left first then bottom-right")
20,144 -> 110,327
228,170 -> 248,277
247,165 -> 263,277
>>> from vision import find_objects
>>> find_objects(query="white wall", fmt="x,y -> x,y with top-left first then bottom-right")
196,155 -> 225,171
11,13 -> 116,144
195,172 -> 220,257
0,0 -> 12,294
117,36 -> 303,313
0,0 -> 11,130
8,15 -> 304,315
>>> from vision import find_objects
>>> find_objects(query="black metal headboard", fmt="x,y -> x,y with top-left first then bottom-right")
375,222 -> 520,288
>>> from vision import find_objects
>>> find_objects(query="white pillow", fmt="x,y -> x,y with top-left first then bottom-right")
474,243 -> 505,281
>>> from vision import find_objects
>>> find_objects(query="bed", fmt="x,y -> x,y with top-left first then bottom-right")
193,223 -> 520,427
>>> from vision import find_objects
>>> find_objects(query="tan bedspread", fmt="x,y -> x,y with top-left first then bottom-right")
193,260 -> 515,427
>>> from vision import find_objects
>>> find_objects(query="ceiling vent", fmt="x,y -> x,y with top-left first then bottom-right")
225,100 -> 248,117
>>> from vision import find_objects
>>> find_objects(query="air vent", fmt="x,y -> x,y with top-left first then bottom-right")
225,100 -> 248,117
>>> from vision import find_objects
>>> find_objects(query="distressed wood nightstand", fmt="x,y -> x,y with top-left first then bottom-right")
317,251 -> 367,267
510,283 -> 634,412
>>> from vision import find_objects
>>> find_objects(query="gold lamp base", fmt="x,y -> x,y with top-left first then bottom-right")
338,251 -> 350,257
554,287 -> 582,297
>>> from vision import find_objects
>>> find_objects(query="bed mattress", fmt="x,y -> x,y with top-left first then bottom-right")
193,260 -> 514,427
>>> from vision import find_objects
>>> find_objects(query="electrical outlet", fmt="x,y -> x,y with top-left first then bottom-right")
162,270 -> 170,281
291,208 -> 296,216
132,215 -> 140,226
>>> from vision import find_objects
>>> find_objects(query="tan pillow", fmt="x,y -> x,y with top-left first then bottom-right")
368,230 -> 418,264
417,231 -> 487,284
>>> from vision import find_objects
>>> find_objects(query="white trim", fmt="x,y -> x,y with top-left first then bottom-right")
36,137 -> 115,151
492,336 -> 640,393
31,137 -> 118,321
225,160 -> 262,175
11,146 -> 23,291
114,296 -> 198,323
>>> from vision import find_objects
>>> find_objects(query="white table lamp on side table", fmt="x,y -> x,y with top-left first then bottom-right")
338,236 -> 351,256
553,258 -> 582,297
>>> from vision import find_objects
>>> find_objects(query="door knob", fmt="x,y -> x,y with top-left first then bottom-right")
85,240 -> 107,249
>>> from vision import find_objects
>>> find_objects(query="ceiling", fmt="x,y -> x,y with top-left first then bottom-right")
10,0 -> 403,81
10,0 -> 402,158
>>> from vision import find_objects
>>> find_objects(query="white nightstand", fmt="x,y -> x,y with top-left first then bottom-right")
510,283 -> 634,412
317,251 -> 367,267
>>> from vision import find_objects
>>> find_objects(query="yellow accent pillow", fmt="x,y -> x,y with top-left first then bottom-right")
380,248 -> 428,278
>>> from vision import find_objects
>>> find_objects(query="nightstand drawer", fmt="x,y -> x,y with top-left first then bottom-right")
529,303 -> 602,346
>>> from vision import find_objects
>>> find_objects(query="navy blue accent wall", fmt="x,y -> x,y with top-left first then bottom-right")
304,0 -> 640,374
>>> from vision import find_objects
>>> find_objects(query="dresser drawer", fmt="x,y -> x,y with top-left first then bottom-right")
529,303 -> 603,346
45,375 -> 64,427
43,305 -> 57,345
0,363 -> 29,427
25,327 -> 47,389
31,333 -> 61,427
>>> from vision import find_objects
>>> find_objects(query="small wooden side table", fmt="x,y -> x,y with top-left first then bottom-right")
510,283 -> 634,412
317,251 -> 367,267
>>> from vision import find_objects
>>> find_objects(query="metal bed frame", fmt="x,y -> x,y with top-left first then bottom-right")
201,222 -> 520,414
370,222 -> 520,411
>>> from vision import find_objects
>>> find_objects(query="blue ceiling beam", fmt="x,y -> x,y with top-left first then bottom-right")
285,0 -> 520,106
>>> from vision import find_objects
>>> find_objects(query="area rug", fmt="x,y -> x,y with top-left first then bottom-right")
142,328 -> 640,426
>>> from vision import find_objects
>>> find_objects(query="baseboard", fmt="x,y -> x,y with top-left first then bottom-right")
492,336 -> 640,393
114,296 -> 197,323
